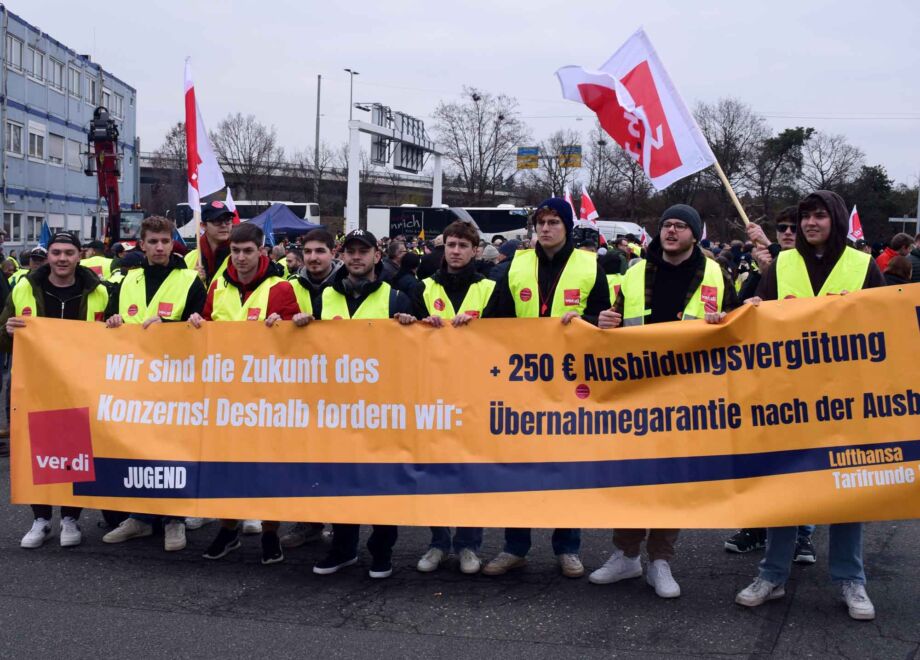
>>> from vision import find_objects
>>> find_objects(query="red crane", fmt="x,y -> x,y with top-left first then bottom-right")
84,106 -> 123,244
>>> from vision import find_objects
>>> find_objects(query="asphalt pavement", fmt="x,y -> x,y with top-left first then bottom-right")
1,454 -> 918,659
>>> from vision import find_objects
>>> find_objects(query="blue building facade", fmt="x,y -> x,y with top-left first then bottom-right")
0,4 -> 137,254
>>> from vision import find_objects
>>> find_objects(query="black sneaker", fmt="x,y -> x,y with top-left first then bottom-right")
313,551 -> 358,575
261,531 -> 284,565
202,526 -> 241,560
369,555 -> 393,579
0,442 -> 9,457
724,528 -> 766,553
793,536 -> 817,564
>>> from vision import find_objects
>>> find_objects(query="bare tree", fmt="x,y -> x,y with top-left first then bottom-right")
800,131 -> 865,192
432,86 -> 530,205
581,124 -> 652,220
291,142 -> 336,197
152,121 -> 186,171
746,127 -> 814,219
210,113 -> 284,197
519,129 -> 583,200
335,141 -> 372,184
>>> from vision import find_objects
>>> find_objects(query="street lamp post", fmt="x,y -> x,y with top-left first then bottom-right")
344,68 -> 359,121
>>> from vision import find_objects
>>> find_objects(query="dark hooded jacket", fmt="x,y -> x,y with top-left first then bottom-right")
293,259 -> 344,303
312,261 -> 414,320
612,237 -> 738,323
755,190 -> 885,300
908,245 -> 920,284
0,264 -> 106,352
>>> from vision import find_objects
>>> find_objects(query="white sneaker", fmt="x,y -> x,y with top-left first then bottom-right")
735,577 -> 785,607
102,517 -> 153,543
164,520 -> 187,552
482,552 -> 527,576
242,520 -> 262,535
841,581 -> 875,620
558,553 -> 585,578
417,548 -> 445,573
646,559 -> 680,598
458,548 -> 481,574
184,517 -> 216,530
588,550 -> 642,584
21,518 -> 52,549
59,517 -> 82,547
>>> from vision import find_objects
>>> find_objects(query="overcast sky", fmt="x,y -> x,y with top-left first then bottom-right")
14,0 -> 920,187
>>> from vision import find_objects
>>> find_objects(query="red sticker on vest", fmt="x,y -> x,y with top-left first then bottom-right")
465,311 -> 480,318
157,302 -> 174,318
783,295 -> 797,300
332,315 -> 343,320
246,308 -> 261,321
21,307 -> 32,317
612,284 -> 621,299
564,289 -> 581,306
127,304 -> 139,317
89,266 -> 102,276
701,285 -> 718,313
519,288 -> 532,302
433,298 -> 445,311
94,312 -> 104,322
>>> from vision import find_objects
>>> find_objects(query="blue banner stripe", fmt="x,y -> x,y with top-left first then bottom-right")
71,439 -> 920,499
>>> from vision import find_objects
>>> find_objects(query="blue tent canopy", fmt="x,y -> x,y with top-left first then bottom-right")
248,203 -> 323,236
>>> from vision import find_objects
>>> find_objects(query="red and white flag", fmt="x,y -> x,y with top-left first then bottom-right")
564,185 -> 578,223
226,187 -> 240,225
184,58 -> 225,213
701,222 -> 708,241
847,205 -> 863,242
556,29 -> 715,191
639,227 -> 650,248
579,185 -> 599,224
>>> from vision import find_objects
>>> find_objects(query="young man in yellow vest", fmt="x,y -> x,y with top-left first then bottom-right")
594,204 -> 735,598
312,228 -> 416,579
737,190 -> 883,621
189,221 -> 302,565
99,216 -> 207,552
482,197 -> 611,579
1,231 -> 108,548
184,200 -> 233,286
80,240 -> 112,279
410,220 -> 495,575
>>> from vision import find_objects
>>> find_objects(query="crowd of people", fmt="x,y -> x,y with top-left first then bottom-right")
1,189 -> 917,622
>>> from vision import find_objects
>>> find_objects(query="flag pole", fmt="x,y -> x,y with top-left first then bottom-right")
193,206 -> 202,270
712,160 -> 750,226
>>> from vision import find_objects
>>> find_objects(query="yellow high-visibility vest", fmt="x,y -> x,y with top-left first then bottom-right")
118,268 -> 200,322
80,256 -> 112,279
508,248 -> 597,318
320,283 -> 391,320
421,277 -> 495,318
210,276 -> 287,321
11,277 -> 108,321
621,257 -> 724,326
775,247 -> 869,299
288,279 -> 315,316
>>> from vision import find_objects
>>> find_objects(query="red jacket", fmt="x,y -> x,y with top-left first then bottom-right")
203,256 -> 299,321
875,247 -> 898,272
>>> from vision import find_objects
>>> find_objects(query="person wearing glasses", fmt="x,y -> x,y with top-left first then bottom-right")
593,204 -> 736,599
184,200 -> 234,286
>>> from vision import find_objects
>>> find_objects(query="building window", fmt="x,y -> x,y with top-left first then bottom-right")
113,93 -> 124,118
101,88 -> 111,110
29,48 -> 44,81
68,67 -> 81,97
67,138 -> 83,170
6,35 -> 23,70
5,120 -> 23,155
50,58 -> 64,91
26,215 -> 44,243
28,131 -> 45,160
87,77 -> 98,104
49,133 -> 65,164
3,213 -> 21,243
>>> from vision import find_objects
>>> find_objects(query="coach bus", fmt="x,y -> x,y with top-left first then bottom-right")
366,205 -> 530,242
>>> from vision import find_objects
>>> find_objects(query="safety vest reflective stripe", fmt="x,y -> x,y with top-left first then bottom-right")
211,276 -> 286,321
118,268 -> 200,323
421,277 -> 495,318
320,282 -> 391,320
288,280 -> 315,316
508,249 -> 597,318
11,278 -> 108,321
621,257 -> 725,326
185,249 -> 229,284
80,256 -> 112,279
606,273 -> 623,303
775,247 -> 870,299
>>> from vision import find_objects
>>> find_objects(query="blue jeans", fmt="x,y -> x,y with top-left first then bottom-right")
760,523 -> 865,585
429,526 -> 482,553
504,528 -> 580,557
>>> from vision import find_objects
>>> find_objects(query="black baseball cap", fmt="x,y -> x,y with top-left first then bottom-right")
84,240 -> 105,250
29,247 -> 48,262
343,229 -> 378,248
51,232 -> 82,250
201,200 -> 235,223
